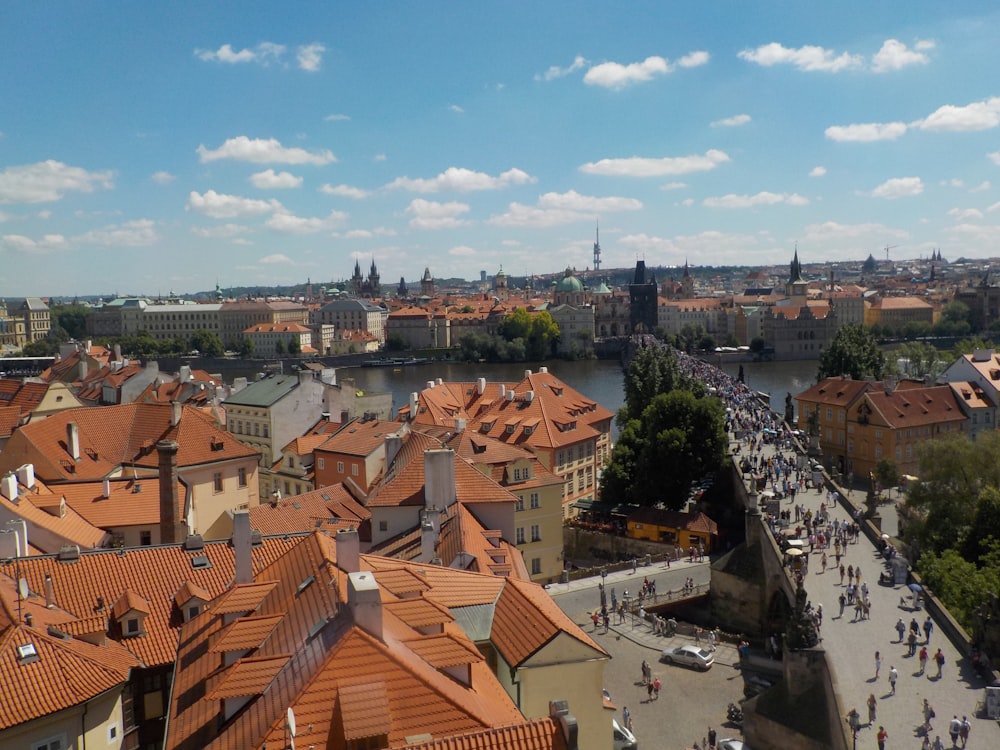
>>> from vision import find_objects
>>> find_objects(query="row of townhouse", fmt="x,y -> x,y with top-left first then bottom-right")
0,297 -> 51,349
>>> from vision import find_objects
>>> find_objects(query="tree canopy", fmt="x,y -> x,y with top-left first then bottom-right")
816,324 -> 886,381
620,344 -> 696,423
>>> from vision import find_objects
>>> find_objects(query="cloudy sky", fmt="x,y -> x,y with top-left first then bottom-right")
3,2 -> 1000,297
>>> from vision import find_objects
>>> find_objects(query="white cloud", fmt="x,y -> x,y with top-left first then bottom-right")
535,55 -> 587,81
186,190 -> 283,219
537,190 -> 642,212
191,223 -> 250,239
680,198 -> 695,207
825,122 -> 908,142
197,136 -> 335,165
660,182 -> 687,190
342,226 -> 396,239
249,169 -> 303,189
449,245 -> 477,257
678,50 -> 710,68
710,114 -> 750,128
374,153 -> 387,162
320,183 -> 371,199
809,166 -> 827,177
942,178 -> 964,188
913,97 -> 1000,132
259,253 -> 295,264
0,233 -> 68,254
324,113 -> 351,122
584,56 -> 671,89
195,42 -> 286,66
405,199 -> 471,229
486,202 -> 592,228
151,171 -> 176,184
449,104 -> 465,114
971,181 -> 991,192
702,191 -> 809,208
872,39 -> 932,73
871,176 -> 924,199
265,209 -> 348,234
948,207 -> 983,221
0,160 -> 114,204
296,43 -> 325,72
987,201 -> 1000,213
386,166 -> 535,193
579,149 -> 730,177
738,42 -> 863,72
802,221 -> 908,241
990,152 -> 1000,166
76,219 -> 159,247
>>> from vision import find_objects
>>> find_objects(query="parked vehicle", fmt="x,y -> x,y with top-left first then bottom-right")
726,702 -> 743,726
613,717 -> 638,750
718,739 -> 747,750
660,644 -> 714,671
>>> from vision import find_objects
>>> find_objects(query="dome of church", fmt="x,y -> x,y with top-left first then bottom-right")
555,267 -> 584,293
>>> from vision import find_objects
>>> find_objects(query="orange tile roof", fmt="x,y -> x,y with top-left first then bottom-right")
403,631 -> 484,668
0,479 -> 108,551
206,654 -> 291,700
59,477 -> 172,528
316,417 -> 398,457
403,719 -> 568,750
383,596 -> 454,629
211,614 -> 284,653
248,484 -> 369,536
112,588 -> 151,619
338,679 -> 393,740
213,581 -> 279,615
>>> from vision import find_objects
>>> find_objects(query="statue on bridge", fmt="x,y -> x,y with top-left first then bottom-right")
785,579 -> 820,651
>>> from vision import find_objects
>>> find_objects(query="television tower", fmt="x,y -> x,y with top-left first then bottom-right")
593,221 -> 602,271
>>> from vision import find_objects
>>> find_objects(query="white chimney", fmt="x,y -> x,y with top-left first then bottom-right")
500,384 -> 506,398
15,464 -> 35,490
506,389 -> 516,402
424,450 -> 456,510
179,364 -> 192,382
455,418 -> 466,433
436,378 -> 443,386
385,433 -> 403,468
347,571 -> 382,641
524,369 -> 532,378
336,527 -> 361,573
524,391 -> 535,403
67,422 -> 81,461
426,380 -> 435,390
409,392 -> 418,420
170,401 -> 183,427
539,366 -> 548,373
476,377 -> 486,395
78,360 -> 87,382
102,478 -> 111,499
1,473 -> 18,502
232,509 -> 253,585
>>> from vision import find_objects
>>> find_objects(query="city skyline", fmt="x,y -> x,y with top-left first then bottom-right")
3,2 -> 1000,297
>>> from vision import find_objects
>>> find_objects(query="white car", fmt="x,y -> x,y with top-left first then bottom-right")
659,644 -> 715,670
613,717 -> 637,750
718,740 -> 747,750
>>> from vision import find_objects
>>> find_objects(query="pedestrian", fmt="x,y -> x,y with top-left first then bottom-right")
840,563 -> 845,585
640,659 -> 648,685
591,611 -> 600,631
888,665 -> 898,695
960,715 -> 970,748
895,617 -> 906,642
934,648 -> 945,678
867,693 -> 877,724
623,705 -> 632,731
708,628 -> 717,652
647,681 -> 654,701
924,616 -> 933,644
923,698 -> 935,731
908,630 -> 918,656
922,735 -> 931,750
876,725 -> 887,750
949,716 -> 961,747
932,735 -> 944,750
821,552 -> 827,572
918,645 -> 929,675
838,592 -> 846,618
847,564 -> 854,583
653,677 -> 661,700
874,651 -> 882,679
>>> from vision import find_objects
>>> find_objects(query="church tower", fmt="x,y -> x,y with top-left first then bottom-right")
681,259 -> 694,299
420,267 -> 434,297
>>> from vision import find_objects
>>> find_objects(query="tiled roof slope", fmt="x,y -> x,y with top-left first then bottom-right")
59,477 -> 175,528
0,402 -> 256,482
863,384 -> 966,429
401,719 -> 568,750
0,535 -> 301,668
248,484 -> 369,536
0,477 -> 109,550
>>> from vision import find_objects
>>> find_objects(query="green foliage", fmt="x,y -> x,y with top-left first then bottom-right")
749,337 -> 767,353
600,389 -> 727,509
918,542 -> 1000,631
893,341 -> 942,379
237,337 -> 255,358
21,338 -> 61,356
386,333 -> 409,352
498,309 -> 560,360
51,304 -> 90,340
875,458 -> 900,492
816,324 -> 886,381
287,337 -> 301,355
189,329 -> 224,357
951,337 -> 994,360
274,339 -> 285,354
900,321 -> 933,340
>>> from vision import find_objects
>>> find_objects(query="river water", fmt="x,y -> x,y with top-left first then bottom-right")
333,357 -> 821,435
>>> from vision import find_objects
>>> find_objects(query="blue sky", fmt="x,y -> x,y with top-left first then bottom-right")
3,2 -> 1000,297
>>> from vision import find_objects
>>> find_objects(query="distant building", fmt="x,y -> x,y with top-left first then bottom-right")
629,260 -> 657,334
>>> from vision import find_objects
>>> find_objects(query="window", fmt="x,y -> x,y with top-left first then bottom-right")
337,461 -> 345,473
515,497 -> 524,512
126,617 -> 140,635
875,445 -> 883,459
140,530 -> 152,546
531,558 -> 542,575
826,408 -> 833,421
187,605 -> 200,620
318,457 -> 325,470
238,467 -> 247,488
379,520 -> 388,532
352,463 -> 359,476
263,425 -> 269,438
530,492 -> 540,509
513,468 -> 521,481
516,527 -> 525,544
108,724 -> 118,742
32,736 -> 64,750
530,524 -> 541,542
577,472 -> 584,491
213,472 -> 223,493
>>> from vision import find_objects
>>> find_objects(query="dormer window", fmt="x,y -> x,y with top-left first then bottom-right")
125,618 -> 140,636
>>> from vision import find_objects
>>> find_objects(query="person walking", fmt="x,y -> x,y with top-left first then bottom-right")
653,677 -> 661,700
922,698 -> 935,731
839,592 -> 846,618
888,665 -> 898,695
932,735 -> 945,750
876,725 -> 888,750
646,680 -> 654,702
640,659 -> 648,685
959,715 -> 970,748
949,715 -> 961,747
924,616 -> 934,644
934,648 -> 945,678
707,726 -> 716,749
908,630 -> 918,656
867,693 -> 877,725
840,563 -> 845,585
874,651 -> 882,679
919,645 -> 929,675
622,706 -> 631,731
895,617 -> 906,643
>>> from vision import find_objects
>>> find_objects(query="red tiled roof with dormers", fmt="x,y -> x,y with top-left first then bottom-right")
862,383 -> 966,431
0,475 -> 109,551
248,484 -> 369,536
0,402 -> 257,483
316,417 -> 399,458
59,477 -> 175,529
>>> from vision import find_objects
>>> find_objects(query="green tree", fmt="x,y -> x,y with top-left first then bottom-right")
875,458 -> 900,496
386,333 -> 409,352
893,341 -> 941,379
816,324 -> 886,381
237,337 -> 255,358
288,337 -> 301,355
918,542 -> 1000,631
51,304 -> 90,340
21,338 -> 61,356
621,345 -> 693,423
749,336 -> 767,354
190,329 -> 224,357
527,311 -> 559,359
499,309 -> 531,341
951,337 -> 993,360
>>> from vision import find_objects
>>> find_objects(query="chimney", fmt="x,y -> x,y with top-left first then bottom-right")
409,392 -> 418,420
384,433 -> 403,468
524,369 -> 532,378
420,507 -> 441,563
476,377 -> 486,395
179,364 -> 192,383
113,343 -> 122,361
298,368 -> 312,386
67,422 -> 81,461
15,464 -> 34,490
0,519 -> 27,556
347,571 -> 382,641
335,527 -> 361,573
455,418 -> 466,433
170,401 -> 182,427
1,473 -> 17,502
78,359 -> 88,382
157,440 -> 184,544
44,573 -> 55,608
549,701 -> 579,750
539,366 -> 548,374
102,478 -> 111,498
499,384 -> 506,399
424,450 -> 456,510
24,613 -> 33,628
231,509 -> 253,585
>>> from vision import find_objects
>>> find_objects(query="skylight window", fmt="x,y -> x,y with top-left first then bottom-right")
191,555 -> 212,570
16,642 -> 38,662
